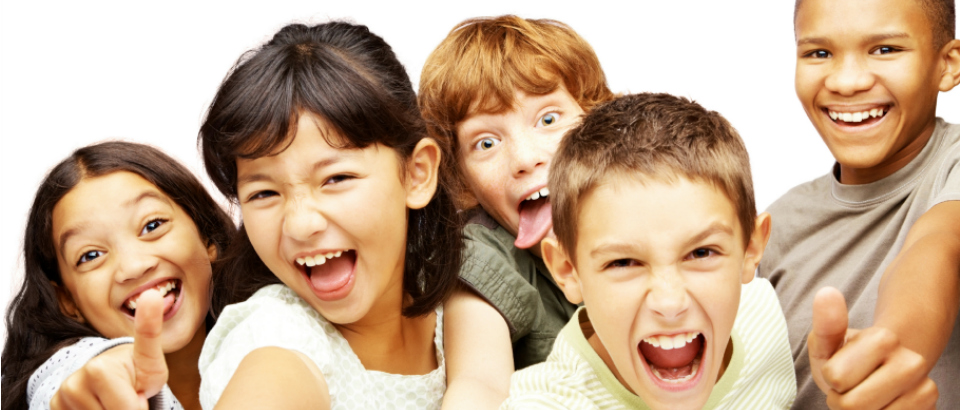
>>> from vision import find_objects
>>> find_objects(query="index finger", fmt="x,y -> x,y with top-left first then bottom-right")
132,289 -> 168,398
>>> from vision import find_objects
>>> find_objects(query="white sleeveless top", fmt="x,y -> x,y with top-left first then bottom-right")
199,284 -> 445,409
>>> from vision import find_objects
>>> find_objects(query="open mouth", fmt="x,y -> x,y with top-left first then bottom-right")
123,279 -> 181,318
825,106 -> 889,126
296,249 -> 356,301
639,332 -> 706,387
514,187 -> 552,249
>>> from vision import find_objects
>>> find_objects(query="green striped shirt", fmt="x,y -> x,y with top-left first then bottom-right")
502,278 -> 796,409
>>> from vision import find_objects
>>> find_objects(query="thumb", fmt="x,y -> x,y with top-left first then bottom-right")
132,289 -> 169,399
808,286 -> 848,392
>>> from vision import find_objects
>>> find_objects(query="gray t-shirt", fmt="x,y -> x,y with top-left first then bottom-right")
759,118 -> 960,409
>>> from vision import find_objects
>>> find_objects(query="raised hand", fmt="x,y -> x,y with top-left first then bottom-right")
51,289 -> 169,410
808,287 -> 937,410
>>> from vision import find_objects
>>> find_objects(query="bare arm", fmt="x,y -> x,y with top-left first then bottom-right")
214,347 -> 329,410
441,288 -> 514,410
807,201 -> 960,409
874,200 -> 960,365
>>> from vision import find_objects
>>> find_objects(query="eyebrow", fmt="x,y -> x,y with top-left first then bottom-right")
57,190 -> 171,262
236,156 -> 345,187
797,32 -> 910,47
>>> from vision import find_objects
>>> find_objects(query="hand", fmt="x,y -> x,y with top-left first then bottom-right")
51,289 -> 169,410
808,287 -> 938,410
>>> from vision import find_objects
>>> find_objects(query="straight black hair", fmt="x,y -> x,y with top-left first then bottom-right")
1,141 -> 234,410
199,22 -> 463,317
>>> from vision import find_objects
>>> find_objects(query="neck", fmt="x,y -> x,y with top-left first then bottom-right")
334,284 -> 437,375
164,324 -> 205,410
839,119 -> 936,185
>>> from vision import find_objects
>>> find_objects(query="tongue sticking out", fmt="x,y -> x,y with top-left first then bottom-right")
515,198 -> 552,249
640,334 -> 703,379
308,252 -> 356,294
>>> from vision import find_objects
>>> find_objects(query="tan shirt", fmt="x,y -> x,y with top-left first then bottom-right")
759,118 -> 960,409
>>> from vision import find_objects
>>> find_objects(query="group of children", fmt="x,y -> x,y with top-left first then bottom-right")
2,0 -> 959,409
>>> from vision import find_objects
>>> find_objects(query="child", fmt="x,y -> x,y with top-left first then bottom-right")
1,141 -> 233,410
419,15 -> 615,370
758,0 -> 960,408
196,22 -> 467,409
503,93 -> 797,409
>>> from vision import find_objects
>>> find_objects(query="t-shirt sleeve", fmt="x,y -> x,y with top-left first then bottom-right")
932,138 -> 960,205
27,337 -> 132,410
198,286 -> 333,409
460,226 -> 542,341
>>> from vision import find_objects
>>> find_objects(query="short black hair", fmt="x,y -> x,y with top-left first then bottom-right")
795,0 -> 956,48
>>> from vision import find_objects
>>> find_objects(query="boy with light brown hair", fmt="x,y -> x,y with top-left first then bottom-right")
503,92 -> 796,409
419,14 -> 614,379
759,0 -> 960,408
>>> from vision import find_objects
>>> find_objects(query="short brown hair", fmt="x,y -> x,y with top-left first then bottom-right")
419,15 -> 614,207
795,0 -> 956,48
550,93 -> 756,258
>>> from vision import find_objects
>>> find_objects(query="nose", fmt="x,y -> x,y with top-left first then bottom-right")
646,268 -> 690,321
825,55 -> 875,96
114,245 -> 159,283
507,129 -> 549,177
282,192 -> 328,242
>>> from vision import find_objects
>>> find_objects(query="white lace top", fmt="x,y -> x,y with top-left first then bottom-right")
198,284 -> 446,409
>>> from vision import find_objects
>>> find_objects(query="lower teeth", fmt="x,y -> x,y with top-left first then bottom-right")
650,357 -> 700,383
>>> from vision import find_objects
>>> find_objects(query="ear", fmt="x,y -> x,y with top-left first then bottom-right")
938,39 -> 960,92
404,138 -> 441,210
52,281 -> 85,324
541,237 -> 583,304
207,242 -> 218,263
741,212 -> 772,284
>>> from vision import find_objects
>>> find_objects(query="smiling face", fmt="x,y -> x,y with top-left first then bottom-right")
236,113 -> 424,326
456,87 -> 584,252
545,175 -> 767,409
794,0 -> 953,184
52,171 -> 214,352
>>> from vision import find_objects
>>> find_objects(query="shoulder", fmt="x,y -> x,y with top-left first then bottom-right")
199,284 -> 338,408
765,173 -> 834,216
718,278 -> 796,409
28,337 -> 134,410
503,332 -> 601,410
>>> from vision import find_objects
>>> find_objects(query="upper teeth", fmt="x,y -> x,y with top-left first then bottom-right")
829,108 -> 885,123
126,281 -> 177,310
642,332 -> 699,350
296,250 -> 344,267
525,187 -> 550,201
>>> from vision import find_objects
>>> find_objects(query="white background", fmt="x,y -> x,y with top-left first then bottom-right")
2,1 -> 958,341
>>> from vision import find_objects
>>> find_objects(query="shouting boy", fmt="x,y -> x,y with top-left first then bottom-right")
504,93 -> 796,409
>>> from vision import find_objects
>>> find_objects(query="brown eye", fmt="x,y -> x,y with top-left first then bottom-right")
140,219 -> 166,236
77,250 -> 103,265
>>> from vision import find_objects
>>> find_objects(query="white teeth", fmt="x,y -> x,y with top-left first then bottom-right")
297,251 -> 347,267
643,332 -> 700,350
525,187 -> 550,201
829,108 -> 886,123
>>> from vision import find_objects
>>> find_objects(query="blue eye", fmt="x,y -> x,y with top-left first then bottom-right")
475,137 -> 500,151
539,113 -> 559,127
140,219 -> 165,236
77,250 -> 102,265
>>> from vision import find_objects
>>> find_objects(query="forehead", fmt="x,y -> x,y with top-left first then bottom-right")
796,0 -> 932,41
53,172 -> 171,245
575,174 -> 742,253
